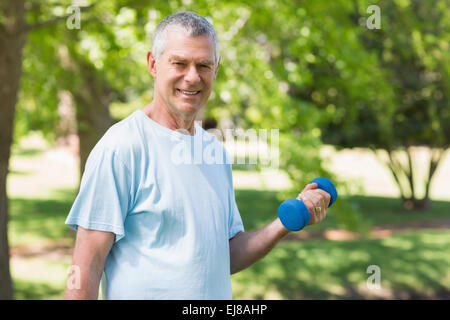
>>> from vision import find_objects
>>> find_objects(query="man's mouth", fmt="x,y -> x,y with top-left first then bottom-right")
177,89 -> 201,96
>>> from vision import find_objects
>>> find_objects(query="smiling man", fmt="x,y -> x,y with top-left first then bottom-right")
64,11 -> 330,300
143,18 -> 219,134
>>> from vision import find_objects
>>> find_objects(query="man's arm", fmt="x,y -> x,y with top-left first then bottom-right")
229,183 -> 330,274
64,226 -> 114,300
229,218 -> 289,274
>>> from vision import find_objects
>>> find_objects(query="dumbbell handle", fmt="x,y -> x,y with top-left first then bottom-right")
278,177 -> 338,231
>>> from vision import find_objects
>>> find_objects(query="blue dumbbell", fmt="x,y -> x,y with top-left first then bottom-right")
278,177 -> 338,231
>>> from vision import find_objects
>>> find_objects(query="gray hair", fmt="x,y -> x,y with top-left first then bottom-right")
152,11 -> 220,67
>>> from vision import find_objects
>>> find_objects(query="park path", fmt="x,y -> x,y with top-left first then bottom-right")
284,218 -> 450,241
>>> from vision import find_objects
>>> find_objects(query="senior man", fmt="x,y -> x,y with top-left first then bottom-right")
64,11 -> 330,300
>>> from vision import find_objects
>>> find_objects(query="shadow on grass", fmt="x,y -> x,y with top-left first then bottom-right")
9,169 -> 33,176
12,147 -> 45,158
13,279 -> 63,300
232,163 -> 258,171
233,190 -> 450,298
8,188 -> 78,246
232,230 -> 450,299
349,195 -> 450,225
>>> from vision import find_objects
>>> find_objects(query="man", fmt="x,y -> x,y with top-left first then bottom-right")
64,11 -> 330,300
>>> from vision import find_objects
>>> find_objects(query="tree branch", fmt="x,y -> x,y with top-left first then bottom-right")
406,147 -> 415,200
371,148 -> 407,201
386,152 -> 407,201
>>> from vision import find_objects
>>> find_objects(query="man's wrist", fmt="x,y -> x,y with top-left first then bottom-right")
274,218 -> 291,238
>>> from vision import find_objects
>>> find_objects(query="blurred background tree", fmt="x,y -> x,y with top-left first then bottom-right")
318,0 -> 450,211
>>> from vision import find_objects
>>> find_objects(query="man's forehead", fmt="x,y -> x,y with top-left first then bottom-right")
162,29 -> 216,60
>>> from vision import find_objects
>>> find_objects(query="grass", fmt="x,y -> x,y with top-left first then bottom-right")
231,230 -> 450,299
12,258 -> 72,300
14,279 -> 65,300
231,190 -> 450,299
8,190 -> 76,247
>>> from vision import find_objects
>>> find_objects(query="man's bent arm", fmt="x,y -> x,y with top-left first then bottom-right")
229,218 -> 290,274
64,227 -> 114,299
229,182 -> 331,274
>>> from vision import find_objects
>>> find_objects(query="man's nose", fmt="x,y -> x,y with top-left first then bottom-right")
184,65 -> 201,83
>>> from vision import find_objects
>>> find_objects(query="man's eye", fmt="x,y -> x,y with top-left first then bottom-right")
174,62 -> 185,66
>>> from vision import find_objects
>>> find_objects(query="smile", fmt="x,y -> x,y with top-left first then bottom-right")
177,89 -> 200,96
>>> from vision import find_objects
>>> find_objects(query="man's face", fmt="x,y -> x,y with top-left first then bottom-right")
147,29 -> 219,119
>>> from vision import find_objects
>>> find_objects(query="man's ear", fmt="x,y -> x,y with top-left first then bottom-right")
214,57 -> 221,80
147,50 -> 157,77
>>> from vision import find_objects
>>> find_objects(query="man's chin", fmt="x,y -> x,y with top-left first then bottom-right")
176,103 -> 204,115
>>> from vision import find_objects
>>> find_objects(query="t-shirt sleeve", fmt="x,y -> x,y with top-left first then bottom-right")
65,146 -> 132,243
228,189 -> 245,239
227,164 -> 245,239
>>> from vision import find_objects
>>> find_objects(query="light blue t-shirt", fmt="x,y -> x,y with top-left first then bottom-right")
65,109 -> 244,299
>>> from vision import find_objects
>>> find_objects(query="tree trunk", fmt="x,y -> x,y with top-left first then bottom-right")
414,198 -> 431,211
0,0 -> 27,300
387,148 -> 445,211
58,39 -> 115,185
374,148 -> 445,212
416,148 -> 446,212
75,98 -> 113,183
72,61 -> 114,183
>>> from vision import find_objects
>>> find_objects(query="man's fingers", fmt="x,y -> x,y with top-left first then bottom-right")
297,183 -> 318,200
298,189 -> 330,225
310,189 -> 331,206
302,196 -> 323,216
305,189 -> 331,207
296,186 -> 331,225
304,183 -> 318,191
301,198 -> 316,217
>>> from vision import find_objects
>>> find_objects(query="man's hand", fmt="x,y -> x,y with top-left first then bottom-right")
296,183 -> 331,226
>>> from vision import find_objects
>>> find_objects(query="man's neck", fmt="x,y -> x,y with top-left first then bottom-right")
142,100 -> 197,135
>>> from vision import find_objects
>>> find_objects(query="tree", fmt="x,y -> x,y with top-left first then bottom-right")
0,0 -> 27,300
358,0 -> 449,210
315,0 -> 450,210
0,0 -> 94,299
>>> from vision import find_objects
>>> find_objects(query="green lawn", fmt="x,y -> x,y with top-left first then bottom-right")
232,189 -> 450,299
231,230 -> 450,299
8,190 -> 76,247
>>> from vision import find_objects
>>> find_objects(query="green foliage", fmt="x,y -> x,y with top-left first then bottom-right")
16,1 -> 151,144
315,0 -> 450,150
